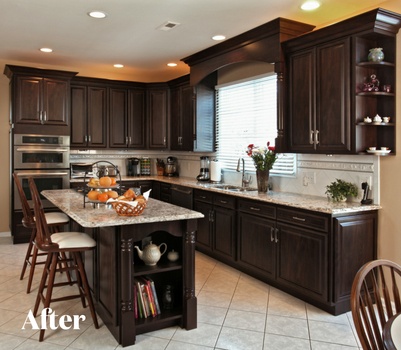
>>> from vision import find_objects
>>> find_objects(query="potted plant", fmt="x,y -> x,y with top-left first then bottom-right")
325,179 -> 358,202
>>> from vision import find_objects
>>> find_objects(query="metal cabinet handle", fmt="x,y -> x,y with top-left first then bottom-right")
315,130 -> 319,144
43,111 -> 47,122
275,228 -> 279,243
270,227 -> 275,242
88,135 -> 91,143
129,136 -> 132,145
250,206 -> 260,211
163,137 -> 166,146
219,200 -> 228,204
126,136 -> 129,146
310,130 -> 314,145
199,195 -> 207,199
292,216 -> 306,222
84,135 -> 88,143
171,187 -> 192,195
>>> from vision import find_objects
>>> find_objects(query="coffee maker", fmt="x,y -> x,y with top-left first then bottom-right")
126,158 -> 141,176
196,156 -> 210,181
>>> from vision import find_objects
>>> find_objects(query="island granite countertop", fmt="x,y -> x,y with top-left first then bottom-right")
70,175 -> 381,215
42,189 -> 204,228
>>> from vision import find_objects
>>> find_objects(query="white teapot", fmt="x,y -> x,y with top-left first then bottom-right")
134,241 -> 167,266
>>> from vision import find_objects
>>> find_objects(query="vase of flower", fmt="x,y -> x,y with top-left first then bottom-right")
256,169 -> 269,193
246,141 -> 277,193
368,48 -> 384,62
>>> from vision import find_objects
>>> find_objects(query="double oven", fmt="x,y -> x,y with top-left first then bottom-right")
13,134 -> 70,212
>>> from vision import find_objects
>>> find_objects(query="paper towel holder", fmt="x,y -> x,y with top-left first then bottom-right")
210,158 -> 222,183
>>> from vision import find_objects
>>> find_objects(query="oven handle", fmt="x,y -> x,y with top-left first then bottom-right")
16,171 -> 70,177
15,147 -> 70,152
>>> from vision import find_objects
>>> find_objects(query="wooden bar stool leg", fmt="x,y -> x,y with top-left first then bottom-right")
60,252 -> 73,285
75,252 -> 99,329
34,253 -> 52,317
72,253 -> 87,308
39,253 -> 58,342
20,229 -> 36,280
26,246 -> 39,293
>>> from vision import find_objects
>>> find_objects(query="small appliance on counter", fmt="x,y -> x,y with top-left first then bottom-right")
127,158 -> 141,176
71,163 -> 93,179
196,156 -> 210,181
164,156 -> 179,177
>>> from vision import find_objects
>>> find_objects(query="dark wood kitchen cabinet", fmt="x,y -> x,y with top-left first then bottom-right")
71,81 -> 108,148
147,84 -> 169,149
4,65 -> 77,135
109,86 -> 146,149
286,39 -> 351,153
283,8 -> 401,155
194,189 -> 236,264
168,75 -> 194,151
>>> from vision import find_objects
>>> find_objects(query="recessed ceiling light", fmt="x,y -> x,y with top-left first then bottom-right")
113,64 -> 124,68
212,35 -> 226,41
88,11 -> 107,19
40,48 -> 53,53
300,0 -> 320,11
167,63 -> 177,67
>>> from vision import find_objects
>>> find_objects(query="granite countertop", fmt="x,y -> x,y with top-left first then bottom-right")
70,175 -> 381,215
42,189 -> 204,228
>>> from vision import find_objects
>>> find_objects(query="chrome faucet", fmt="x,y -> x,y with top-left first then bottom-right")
237,158 -> 250,188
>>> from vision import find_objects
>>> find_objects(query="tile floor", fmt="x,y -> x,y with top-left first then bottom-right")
0,234 -> 362,350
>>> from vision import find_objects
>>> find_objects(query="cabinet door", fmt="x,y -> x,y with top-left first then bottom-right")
316,38 -> 351,153
14,76 -> 42,124
193,200 -> 212,252
276,222 -> 328,302
128,89 -> 146,148
87,86 -> 108,148
180,84 -> 194,151
109,88 -> 128,148
333,212 -> 377,305
238,212 -> 276,279
213,206 -> 236,261
170,86 -> 181,150
288,49 -> 315,152
71,85 -> 88,147
42,78 -> 69,125
148,89 -> 168,149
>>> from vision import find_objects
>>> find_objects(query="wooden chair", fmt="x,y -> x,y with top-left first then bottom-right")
351,259 -> 401,350
13,173 -> 70,293
29,177 -> 99,341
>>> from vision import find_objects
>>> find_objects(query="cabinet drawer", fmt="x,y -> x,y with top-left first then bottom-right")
213,194 -> 236,209
160,183 -> 171,194
238,199 -> 276,219
194,189 -> 213,203
277,207 -> 329,232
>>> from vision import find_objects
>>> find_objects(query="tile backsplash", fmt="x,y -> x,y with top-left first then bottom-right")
71,150 -> 380,204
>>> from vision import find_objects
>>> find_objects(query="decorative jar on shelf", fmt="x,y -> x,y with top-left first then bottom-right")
368,48 -> 384,62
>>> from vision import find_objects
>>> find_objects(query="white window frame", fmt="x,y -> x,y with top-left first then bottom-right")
215,73 -> 295,176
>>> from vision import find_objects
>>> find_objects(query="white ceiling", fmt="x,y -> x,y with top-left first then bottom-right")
0,0 -> 392,82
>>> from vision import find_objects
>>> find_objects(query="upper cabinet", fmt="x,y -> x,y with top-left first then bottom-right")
168,75 -> 194,151
147,84 -> 169,149
4,65 -> 77,135
109,85 -> 146,149
71,80 -> 108,148
283,8 -> 401,155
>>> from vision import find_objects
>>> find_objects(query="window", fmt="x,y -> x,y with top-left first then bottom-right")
215,74 -> 295,175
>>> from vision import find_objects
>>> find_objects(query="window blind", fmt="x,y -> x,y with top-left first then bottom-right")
215,74 -> 295,175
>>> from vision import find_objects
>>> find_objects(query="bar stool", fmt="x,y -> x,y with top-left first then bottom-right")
13,173 -> 70,293
29,177 -> 99,342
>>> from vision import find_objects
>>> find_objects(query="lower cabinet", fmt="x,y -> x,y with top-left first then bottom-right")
121,180 -> 153,196
194,189 -> 236,264
226,197 -> 377,315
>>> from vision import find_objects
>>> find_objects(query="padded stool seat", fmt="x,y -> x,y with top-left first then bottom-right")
51,232 -> 96,250
43,212 -> 69,226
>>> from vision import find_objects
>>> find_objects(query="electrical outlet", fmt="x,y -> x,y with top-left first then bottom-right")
302,171 -> 316,186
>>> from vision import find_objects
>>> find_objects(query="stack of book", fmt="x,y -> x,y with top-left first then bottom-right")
134,276 -> 161,319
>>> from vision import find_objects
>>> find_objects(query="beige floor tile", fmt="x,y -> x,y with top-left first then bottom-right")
0,332 -> 27,349
167,340 -> 214,349
198,304 -> 227,325
223,309 -> 266,332
230,291 -> 268,313
197,290 -> 233,308
311,340 -> 359,349
216,326 -> 265,350
264,333 -> 311,349
265,314 -> 309,339
308,320 -> 358,347
69,324 -> 118,349
172,322 -> 220,347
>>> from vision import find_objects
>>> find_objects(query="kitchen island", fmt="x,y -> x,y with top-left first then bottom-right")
42,189 -> 204,347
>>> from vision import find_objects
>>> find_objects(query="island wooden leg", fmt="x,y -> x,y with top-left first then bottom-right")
120,236 -> 136,346
183,219 -> 197,330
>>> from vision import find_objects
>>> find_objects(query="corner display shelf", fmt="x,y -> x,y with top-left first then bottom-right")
354,30 -> 398,155
83,160 -> 122,208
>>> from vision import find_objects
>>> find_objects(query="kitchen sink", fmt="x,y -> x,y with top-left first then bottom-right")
209,184 -> 258,192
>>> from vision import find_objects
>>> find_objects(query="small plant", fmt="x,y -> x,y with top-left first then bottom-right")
325,179 -> 358,202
